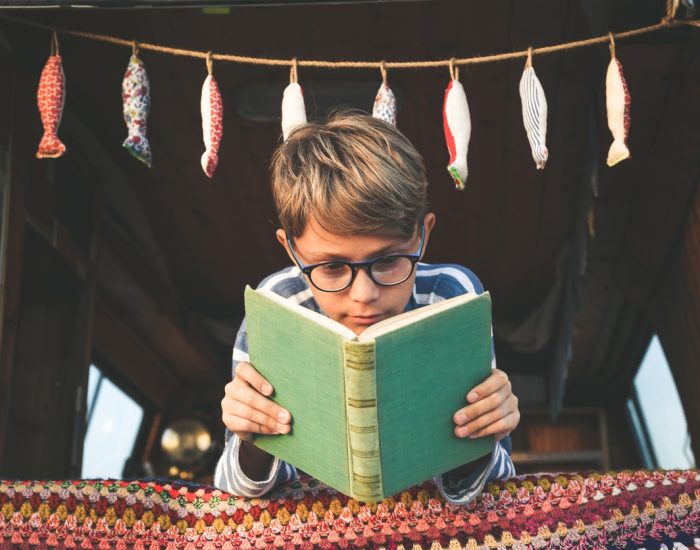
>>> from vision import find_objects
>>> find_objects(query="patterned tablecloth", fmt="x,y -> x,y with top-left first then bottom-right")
1,470 -> 699,549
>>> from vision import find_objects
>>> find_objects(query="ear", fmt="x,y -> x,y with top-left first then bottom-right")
420,212 -> 437,260
276,228 -> 297,264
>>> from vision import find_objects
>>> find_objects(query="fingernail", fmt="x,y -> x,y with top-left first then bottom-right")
277,410 -> 290,422
262,383 -> 273,395
277,423 -> 290,433
456,426 -> 469,438
455,414 -> 467,425
468,391 -> 478,401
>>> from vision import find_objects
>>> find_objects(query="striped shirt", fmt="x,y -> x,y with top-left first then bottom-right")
214,263 -> 515,505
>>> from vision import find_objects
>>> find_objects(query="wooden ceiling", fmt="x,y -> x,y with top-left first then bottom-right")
1,0 -> 698,409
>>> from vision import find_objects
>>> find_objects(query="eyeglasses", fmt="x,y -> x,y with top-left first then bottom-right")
287,224 -> 425,293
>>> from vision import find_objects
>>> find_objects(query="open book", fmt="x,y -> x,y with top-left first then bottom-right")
244,285 -> 494,502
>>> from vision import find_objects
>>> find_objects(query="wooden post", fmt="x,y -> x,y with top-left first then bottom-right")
0,52 -> 32,464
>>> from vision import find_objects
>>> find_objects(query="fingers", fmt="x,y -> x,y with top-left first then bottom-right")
453,371 -> 512,426
453,369 -> 520,439
222,362 -> 292,438
465,368 -> 509,403
454,395 -> 519,438
235,361 -> 274,396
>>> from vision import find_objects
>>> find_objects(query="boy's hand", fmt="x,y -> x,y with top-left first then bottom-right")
453,369 -> 519,441
221,362 -> 292,441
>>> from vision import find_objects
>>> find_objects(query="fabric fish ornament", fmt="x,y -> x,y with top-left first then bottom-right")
442,76 -> 471,190
281,82 -> 306,141
36,40 -> 66,159
605,37 -> 631,167
121,52 -> 152,167
201,56 -> 223,178
519,55 -> 548,170
372,74 -> 397,127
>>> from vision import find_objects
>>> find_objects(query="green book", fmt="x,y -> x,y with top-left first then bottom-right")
244,285 -> 494,502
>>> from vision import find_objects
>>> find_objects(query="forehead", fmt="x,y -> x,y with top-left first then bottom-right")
294,218 -> 411,262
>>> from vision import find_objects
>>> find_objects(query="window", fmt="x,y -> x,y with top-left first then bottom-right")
627,336 -> 695,469
82,364 -> 144,478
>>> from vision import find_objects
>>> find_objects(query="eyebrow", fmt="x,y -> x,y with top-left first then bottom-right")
304,242 -> 410,263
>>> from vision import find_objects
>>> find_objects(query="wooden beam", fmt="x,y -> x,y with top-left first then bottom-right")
69,187 -> 103,477
92,299 -> 182,411
0,57 -> 31,463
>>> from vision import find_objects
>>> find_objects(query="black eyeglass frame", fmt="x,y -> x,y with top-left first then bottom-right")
287,224 -> 426,293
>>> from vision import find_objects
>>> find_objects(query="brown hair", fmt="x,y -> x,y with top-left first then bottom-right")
270,110 -> 429,239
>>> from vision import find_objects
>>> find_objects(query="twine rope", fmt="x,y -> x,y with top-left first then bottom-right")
206,51 -> 213,75
51,30 -> 59,56
609,32 -> 616,58
1,13 -> 698,73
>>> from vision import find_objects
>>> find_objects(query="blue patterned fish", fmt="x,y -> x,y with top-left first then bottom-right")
519,63 -> 548,169
122,53 -> 152,167
372,82 -> 397,127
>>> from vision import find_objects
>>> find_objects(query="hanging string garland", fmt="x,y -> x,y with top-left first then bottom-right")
200,52 -> 224,178
281,59 -> 307,142
6,5 -> 696,184
443,59 -> 471,190
519,48 -> 549,170
35,31 -> 67,159
372,61 -> 397,127
121,41 -> 152,167
605,33 -> 632,167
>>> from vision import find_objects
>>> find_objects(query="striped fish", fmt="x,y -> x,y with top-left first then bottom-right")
36,54 -> 66,159
372,82 -> 397,127
519,65 -> 548,169
606,56 -> 631,166
281,82 -> 306,141
201,73 -> 223,178
443,79 -> 471,190
122,54 -> 152,167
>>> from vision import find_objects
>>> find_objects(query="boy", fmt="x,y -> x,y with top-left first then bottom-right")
215,111 -> 519,505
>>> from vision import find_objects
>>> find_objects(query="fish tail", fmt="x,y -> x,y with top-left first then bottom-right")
201,150 -> 218,178
123,134 -> 152,167
447,161 -> 467,190
535,145 -> 549,170
36,133 -> 66,159
607,138 -> 630,167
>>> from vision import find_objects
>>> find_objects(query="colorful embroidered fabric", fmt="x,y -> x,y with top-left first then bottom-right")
200,71 -> 223,178
606,49 -> 631,167
443,78 -> 471,190
519,61 -> 548,170
373,83 -> 397,127
36,54 -> 67,159
1,470 -> 698,549
122,53 -> 152,167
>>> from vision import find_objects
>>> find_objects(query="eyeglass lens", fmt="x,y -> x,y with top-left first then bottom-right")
310,256 -> 414,291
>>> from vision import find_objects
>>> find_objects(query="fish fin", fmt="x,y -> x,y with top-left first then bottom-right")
607,139 -> 630,167
123,136 -> 152,167
36,134 -> 66,159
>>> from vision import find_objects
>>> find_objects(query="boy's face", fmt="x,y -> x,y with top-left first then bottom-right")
277,213 -> 436,335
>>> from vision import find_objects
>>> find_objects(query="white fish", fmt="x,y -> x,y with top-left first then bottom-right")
281,82 -> 306,141
519,65 -> 548,169
606,56 -> 631,166
442,79 -> 471,190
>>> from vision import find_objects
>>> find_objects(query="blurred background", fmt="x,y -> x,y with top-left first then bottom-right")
0,0 -> 697,484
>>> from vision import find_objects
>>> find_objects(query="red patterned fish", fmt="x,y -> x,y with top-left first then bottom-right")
201,69 -> 223,178
36,53 -> 66,158
443,78 -> 471,190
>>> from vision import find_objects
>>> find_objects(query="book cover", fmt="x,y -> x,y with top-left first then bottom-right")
244,285 -> 494,501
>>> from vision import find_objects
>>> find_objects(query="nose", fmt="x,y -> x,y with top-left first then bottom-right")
348,266 -> 380,303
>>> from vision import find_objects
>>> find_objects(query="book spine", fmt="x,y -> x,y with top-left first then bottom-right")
343,341 -> 383,502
